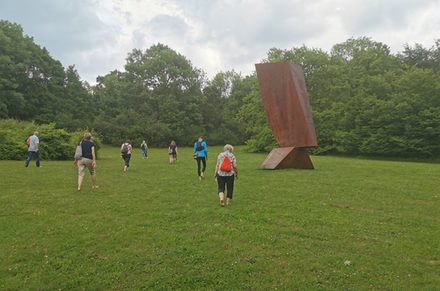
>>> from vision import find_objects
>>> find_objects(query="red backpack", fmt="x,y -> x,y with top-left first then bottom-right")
26,136 -> 30,146
220,155 -> 232,172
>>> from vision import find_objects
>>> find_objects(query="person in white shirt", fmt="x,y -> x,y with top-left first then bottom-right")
25,131 -> 40,167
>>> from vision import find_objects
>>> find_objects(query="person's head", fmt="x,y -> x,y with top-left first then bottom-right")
198,137 -> 203,142
125,139 -> 131,144
142,140 -> 146,143
171,140 -> 176,146
224,144 -> 234,152
34,131 -> 39,136
83,132 -> 92,140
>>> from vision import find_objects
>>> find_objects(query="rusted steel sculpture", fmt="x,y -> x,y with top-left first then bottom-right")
255,62 -> 317,169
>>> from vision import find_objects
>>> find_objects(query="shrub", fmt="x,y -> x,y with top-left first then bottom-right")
0,119 -> 100,160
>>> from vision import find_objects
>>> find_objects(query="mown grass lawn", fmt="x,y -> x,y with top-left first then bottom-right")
1,145 -> 439,290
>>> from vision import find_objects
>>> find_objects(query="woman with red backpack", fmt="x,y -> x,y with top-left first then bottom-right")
214,144 -> 238,207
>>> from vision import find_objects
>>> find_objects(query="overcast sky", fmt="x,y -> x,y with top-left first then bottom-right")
1,0 -> 439,83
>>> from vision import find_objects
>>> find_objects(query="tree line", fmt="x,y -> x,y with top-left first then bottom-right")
1,20 -> 439,158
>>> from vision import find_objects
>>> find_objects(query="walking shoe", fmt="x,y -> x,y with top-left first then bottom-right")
220,199 -> 225,207
226,198 -> 232,205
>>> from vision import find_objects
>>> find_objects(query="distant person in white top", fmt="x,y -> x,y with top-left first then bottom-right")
141,140 -> 148,159
25,131 -> 40,167
214,144 -> 238,207
121,140 -> 133,172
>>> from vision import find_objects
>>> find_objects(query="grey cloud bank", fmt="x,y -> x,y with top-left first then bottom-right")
1,0 -> 439,83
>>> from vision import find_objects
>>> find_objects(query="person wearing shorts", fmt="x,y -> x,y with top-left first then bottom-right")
75,132 -> 97,191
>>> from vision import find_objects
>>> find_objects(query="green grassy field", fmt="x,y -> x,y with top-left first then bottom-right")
1,146 -> 439,290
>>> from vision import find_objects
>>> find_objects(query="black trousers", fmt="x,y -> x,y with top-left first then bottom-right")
217,175 -> 235,199
122,154 -> 131,167
196,157 -> 206,176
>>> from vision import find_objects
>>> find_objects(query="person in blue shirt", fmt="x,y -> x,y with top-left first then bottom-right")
194,137 -> 208,180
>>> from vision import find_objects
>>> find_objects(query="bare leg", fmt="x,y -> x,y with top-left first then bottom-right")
77,175 -> 84,191
219,192 -> 225,207
91,174 -> 97,188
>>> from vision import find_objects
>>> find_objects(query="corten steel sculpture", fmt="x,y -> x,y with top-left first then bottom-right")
255,62 -> 317,169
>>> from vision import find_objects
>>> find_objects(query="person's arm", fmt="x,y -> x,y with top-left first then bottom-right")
92,146 -> 96,168
204,142 -> 208,160
35,137 -> 39,151
214,162 -> 219,178
193,142 -> 197,153
233,161 -> 238,179
214,155 -> 220,178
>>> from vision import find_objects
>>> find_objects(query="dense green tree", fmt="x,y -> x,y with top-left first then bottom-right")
1,19 -> 439,158
54,65 -> 96,131
399,39 -> 440,72
0,20 -> 93,128
240,37 -> 440,158
0,20 -> 66,122
93,44 -> 206,146
201,71 -> 248,145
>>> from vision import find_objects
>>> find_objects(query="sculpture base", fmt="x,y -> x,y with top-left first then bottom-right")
260,147 -> 314,170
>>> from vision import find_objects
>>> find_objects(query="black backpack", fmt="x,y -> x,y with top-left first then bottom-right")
196,141 -> 204,151
121,143 -> 129,154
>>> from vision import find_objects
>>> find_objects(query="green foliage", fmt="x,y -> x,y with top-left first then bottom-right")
0,119 -> 100,160
201,71 -> 248,145
399,39 -> 440,72
93,44 -> 208,146
240,37 -> 440,158
1,19 -> 439,158
235,76 -> 276,152
0,20 -> 96,133
1,146 -> 439,289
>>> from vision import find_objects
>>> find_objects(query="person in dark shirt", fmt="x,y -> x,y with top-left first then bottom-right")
120,140 -> 132,172
168,140 -> 178,164
74,132 -> 98,191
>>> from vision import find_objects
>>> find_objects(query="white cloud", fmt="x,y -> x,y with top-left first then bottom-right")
1,0 -> 439,83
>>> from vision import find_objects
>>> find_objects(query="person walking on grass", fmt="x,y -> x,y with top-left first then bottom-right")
121,140 -> 132,172
214,144 -> 238,207
168,140 -> 178,164
141,140 -> 148,159
194,137 -> 208,180
25,131 -> 40,168
74,132 -> 98,191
